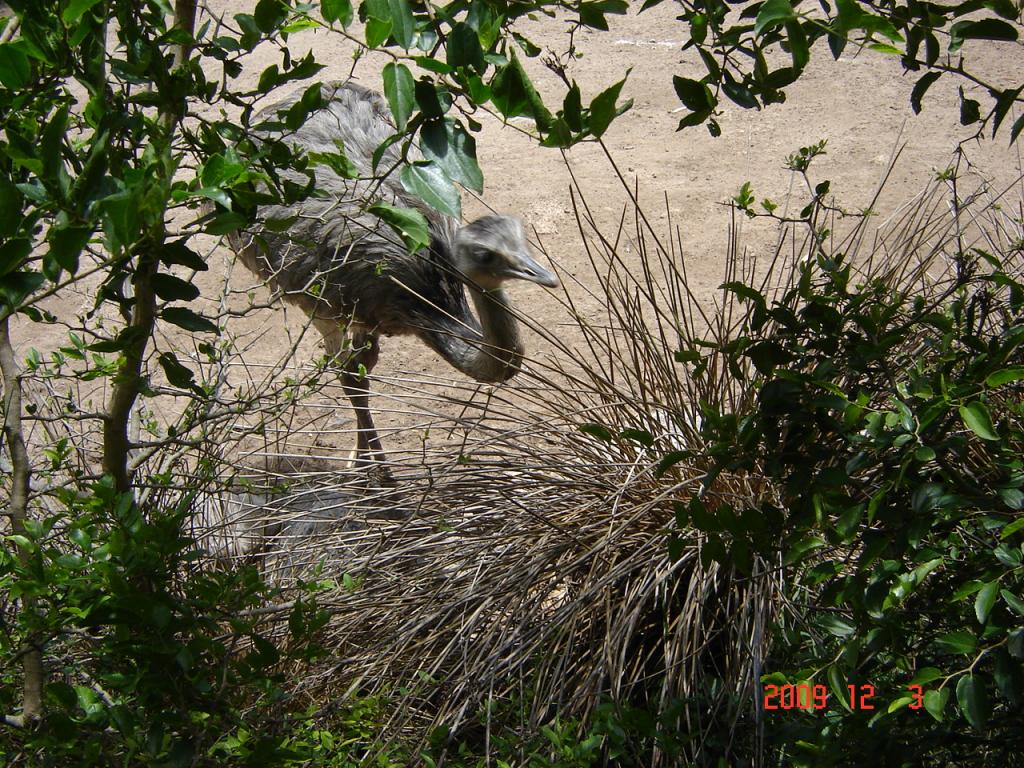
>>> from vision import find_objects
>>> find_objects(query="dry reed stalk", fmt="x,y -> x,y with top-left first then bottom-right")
194,150 -> 1021,763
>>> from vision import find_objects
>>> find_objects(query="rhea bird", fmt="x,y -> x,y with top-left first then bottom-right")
226,81 -> 558,479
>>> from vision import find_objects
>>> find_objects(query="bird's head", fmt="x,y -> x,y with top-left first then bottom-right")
453,216 -> 559,291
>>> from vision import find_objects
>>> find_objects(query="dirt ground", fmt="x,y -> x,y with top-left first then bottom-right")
210,0 -> 1022,347
11,2 -> 1024,468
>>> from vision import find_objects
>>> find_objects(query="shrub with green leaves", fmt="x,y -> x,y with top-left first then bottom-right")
0,478 -> 335,766
676,156 -> 1024,764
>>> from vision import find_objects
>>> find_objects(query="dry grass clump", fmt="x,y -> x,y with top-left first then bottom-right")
187,148 -> 1021,762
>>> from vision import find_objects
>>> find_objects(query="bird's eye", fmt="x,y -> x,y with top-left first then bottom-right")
475,249 -> 495,265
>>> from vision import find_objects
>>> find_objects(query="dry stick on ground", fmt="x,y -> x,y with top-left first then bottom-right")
0,316 -> 43,726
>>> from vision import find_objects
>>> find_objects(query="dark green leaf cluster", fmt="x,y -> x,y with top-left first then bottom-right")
675,205 -> 1024,761
655,0 -> 1024,141
0,477 -> 337,766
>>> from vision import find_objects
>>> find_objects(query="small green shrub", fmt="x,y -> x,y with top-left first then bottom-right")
0,478 -> 335,766
677,167 -> 1024,764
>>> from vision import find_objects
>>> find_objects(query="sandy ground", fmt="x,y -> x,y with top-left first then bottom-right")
10,2 -> 1024,470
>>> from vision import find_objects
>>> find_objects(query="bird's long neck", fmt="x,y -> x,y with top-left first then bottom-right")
428,285 -> 525,383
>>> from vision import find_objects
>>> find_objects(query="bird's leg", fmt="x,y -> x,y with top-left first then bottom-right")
341,329 -> 385,465
315,319 -> 394,485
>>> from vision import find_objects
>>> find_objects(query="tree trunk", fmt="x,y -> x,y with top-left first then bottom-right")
0,316 -> 43,724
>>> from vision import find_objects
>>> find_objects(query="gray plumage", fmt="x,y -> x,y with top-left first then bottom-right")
227,81 -> 558,478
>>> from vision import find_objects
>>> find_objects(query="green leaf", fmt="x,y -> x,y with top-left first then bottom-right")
159,241 -> 208,272
994,543 -> 1023,567
987,366 -> 1024,387
690,12 -> 708,45
959,401 -> 999,441
754,0 -> 796,35
783,534 -> 826,565
672,76 -> 714,112
205,211 -> 248,236
362,0 -> 413,49
721,78 -> 759,110
619,428 -> 654,448
579,422 -> 613,442
420,120 -> 484,194
0,175 -> 23,239
888,695 -> 913,713
827,666 -> 849,712
0,239 -> 32,278
540,116 -> 573,148
700,534 -> 727,569
193,186 -> 231,210
909,667 -> 943,686
447,22 -> 486,73
688,498 -> 721,533
282,82 -> 326,132
102,191 -> 142,253
786,20 -> 809,71
993,648 -> 1024,707
723,281 -> 767,310
40,104 -> 69,189
956,675 -> 990,731
6,534 -> 33,551
817,614 -> 856,638
1002,589 -> 1024,617
321,0 -> 353,26
308,146 -> 358,179
563,84 -> 583,132
360,0 -> 392,48
368,202 -> 430,253
0,271 -> 45,308
1002,518 -> 1024,539
382,62 -> 415,130
975,581 -> 999,624
387,0 -> 414,49
1010,628 -> 1024,658
512,31 -> 541,57
655,450 -> 690,476
400,162 -> 461,218
923,688 -> 950,722
413,79 -> 452,120
201,151 -> 247,189
152,273 -> 201,302
47,227 -> 92,275
158,352 -> 197,390
161,307 -> 219,334
491,52 -> 552,128
63,0 -> 103,24
254,0 -> 288,31
414,56 -> 453,75
667,534 -> 684,563
935,630 -> 977,655
949,18 -> 1018,54
589,73 -> 630,138
578,0 -> 629,30
0,43 -> 31,89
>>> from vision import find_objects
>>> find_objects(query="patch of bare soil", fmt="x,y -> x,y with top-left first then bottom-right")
12,2 -> 1023,472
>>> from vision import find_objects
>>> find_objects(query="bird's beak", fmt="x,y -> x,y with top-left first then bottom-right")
508,251 -> 559,288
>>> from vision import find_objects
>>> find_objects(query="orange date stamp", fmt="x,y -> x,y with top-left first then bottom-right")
762,683 -> 925,711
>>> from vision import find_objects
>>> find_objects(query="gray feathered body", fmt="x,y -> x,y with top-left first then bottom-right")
231,82 -> 491,367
